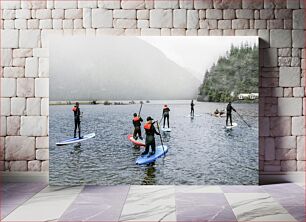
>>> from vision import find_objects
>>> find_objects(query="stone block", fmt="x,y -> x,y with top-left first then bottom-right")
12,58 -> 25,67
36,149 -> 49,160
291,57 -> 300,67
264,164 -> 281,172
27,19 -> 39,29
36,137 -> 49,149
186,29 -> 198,36
140,28 -> 161,36
206,9 -> 222,19
194,0 -> 213,9
137,20 -> 149,28
65,9 -> 83,19
278,98 -> 302,116
9,161 -> 27,171
292,30 -> 305,48
26,98 -> 41,116
270,117 -> 291,136
98,0 -> 121,9
292,116 -> 305,135
281,160 -> 297,171
137,10 -> 149,19
1,30 -> 19,48
232,19 -> 249,29
15,19 -> 28,29
19,30 -> 40,48
293,87 -> 304,97
28,160 -> 41,171
7,116 -> 20,136
52,9 -> 65,19
54,1 -> 77,9
17,78 -> 34,97
275,136 -> 297,149
41,160 -> 49,171
154,0 -> 179,9
293,9 -> 305,30
25,57 -> 38,78
74,19 -> 83,29
121,0 -> 145,9
35,9 -> 52,19
63,19 -> 74,29
200,19 -> 217,29
1,117 -> 6,137
264,137 -> 275,160
179,0 -> 193,9
41,98 -> 49,116
35,78 -> 49,97
276,149 -> 297,160
20,116 -> 48,137
279,67 -> 301,87
3,67 -> 24,78
161,28 -> 171,36
213,0 -> 242,9
287,0 -> 300,9
259,117 -> 269,136
270,29 -> 292,48
96,28 -> 124,36
284,87 -> 293,97
260,9 -> 274,19
199,10 -> 205,19
263,48 -> 277,67
218,20 -> 231,29
173,9 -> 187,28
114,19 -> 137,28
11,98 -> 26,116
258,29 -> 269,48
4,20 -> 15,29
1,78 -> 16,97
150,9 -> 172,28
236,9 -> 254,19
297,161 -> 305,171
52,19 -> 62,29
92,9 -> 113,28
78,0 -> 97,8
39,19 -> 53,29
5,136 -> 35,160
187,10 -> 199,29
1,1 -> 20,9
242,0 -> 263,9
284,19 -> 293,29
275,9 -> 292,19
171,28 -> 186,36
82,8 -> 92,28
113,9 -> 136,18
38,58 -> 49,77
3,10 -> 16,19
1,98 -> 10,116
297,136 -> 305,161
278,48 -> 291,57
21,1 -> 47,9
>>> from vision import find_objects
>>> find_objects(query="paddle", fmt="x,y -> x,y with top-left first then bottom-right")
138,103 -> 143,116
235,111 -> 251,127
156,121 -> 165,157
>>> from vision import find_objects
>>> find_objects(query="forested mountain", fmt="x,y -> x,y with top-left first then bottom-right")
198,44 -> 259,102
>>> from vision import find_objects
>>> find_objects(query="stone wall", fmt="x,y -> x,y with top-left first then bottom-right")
0,0 -> 305,172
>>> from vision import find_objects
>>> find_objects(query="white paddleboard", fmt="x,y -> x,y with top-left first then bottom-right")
224,123 -> 238,129
186,114 -> 202,118
161,127 -> 171,132
56,133 -> 95,146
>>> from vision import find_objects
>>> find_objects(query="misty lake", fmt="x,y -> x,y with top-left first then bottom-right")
49,101 -> 258,185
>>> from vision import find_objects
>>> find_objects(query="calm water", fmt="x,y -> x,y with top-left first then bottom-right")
49,101 -> 258,185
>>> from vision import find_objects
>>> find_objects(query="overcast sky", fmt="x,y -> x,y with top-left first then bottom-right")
140,36 -> 258,80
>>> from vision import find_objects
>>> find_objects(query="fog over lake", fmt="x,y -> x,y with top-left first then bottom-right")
50,36 -> 258,101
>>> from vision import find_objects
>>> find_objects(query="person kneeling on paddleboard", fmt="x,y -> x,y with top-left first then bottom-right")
226,101 -> 236,126
133,113 -> 143,140
163,105 -> 170,128
72,102 -> 82,139
142,117 -> 160,157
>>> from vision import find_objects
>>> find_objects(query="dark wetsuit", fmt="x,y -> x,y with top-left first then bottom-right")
73,106 -> 81,138
226,103 -> 236,126
133,116 -> 143,140
143,122 -> 160,155
191,102 -> 194,116
163,107 -> 170,128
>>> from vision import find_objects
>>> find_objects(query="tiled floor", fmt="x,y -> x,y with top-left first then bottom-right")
1,183 -> 304,221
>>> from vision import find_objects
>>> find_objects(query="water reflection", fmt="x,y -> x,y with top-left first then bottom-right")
141,165 -> 156,185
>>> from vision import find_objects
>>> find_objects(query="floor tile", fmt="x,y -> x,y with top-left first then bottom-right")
3,186 -> 83,221
262,183 -> 304,193
119,185 -> 176,222
225,193 -> 297,221
221,185 -> 264,193
283,205 -> 305,222
176,193 -> 237,222
59,185 -> 130,221
176,185 -> 223,193
270,192 -> 305,206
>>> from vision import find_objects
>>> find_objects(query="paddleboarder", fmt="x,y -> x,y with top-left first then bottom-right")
142,117 -> 160,157
226,101 -> 236,126
72,102 -> 82,138
163,105 -> 170,128
132,113 -> 143,140
190,100 -> 195,117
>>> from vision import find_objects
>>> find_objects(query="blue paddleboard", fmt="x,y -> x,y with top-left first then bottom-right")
136,145 -> 168,165
56,133 -> 95,146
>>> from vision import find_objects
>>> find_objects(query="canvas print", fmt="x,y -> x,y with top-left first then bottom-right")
49,36 -> 259,185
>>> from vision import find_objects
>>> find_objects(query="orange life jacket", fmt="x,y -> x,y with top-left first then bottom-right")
144,122 -> 151,130
133,117 -> 140,122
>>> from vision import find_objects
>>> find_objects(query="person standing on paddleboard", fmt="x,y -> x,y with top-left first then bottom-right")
163,105 -> 170,128
226,101 -> 236,126
190,100 -> 195,117
142,117 -> 160,156
72,102 -> 82,138
133,113 -> 143,140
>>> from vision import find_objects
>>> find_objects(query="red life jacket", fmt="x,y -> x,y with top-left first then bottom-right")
133,117 -> 140,122
144,122 -> 151,130
72,106 -> 77,112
